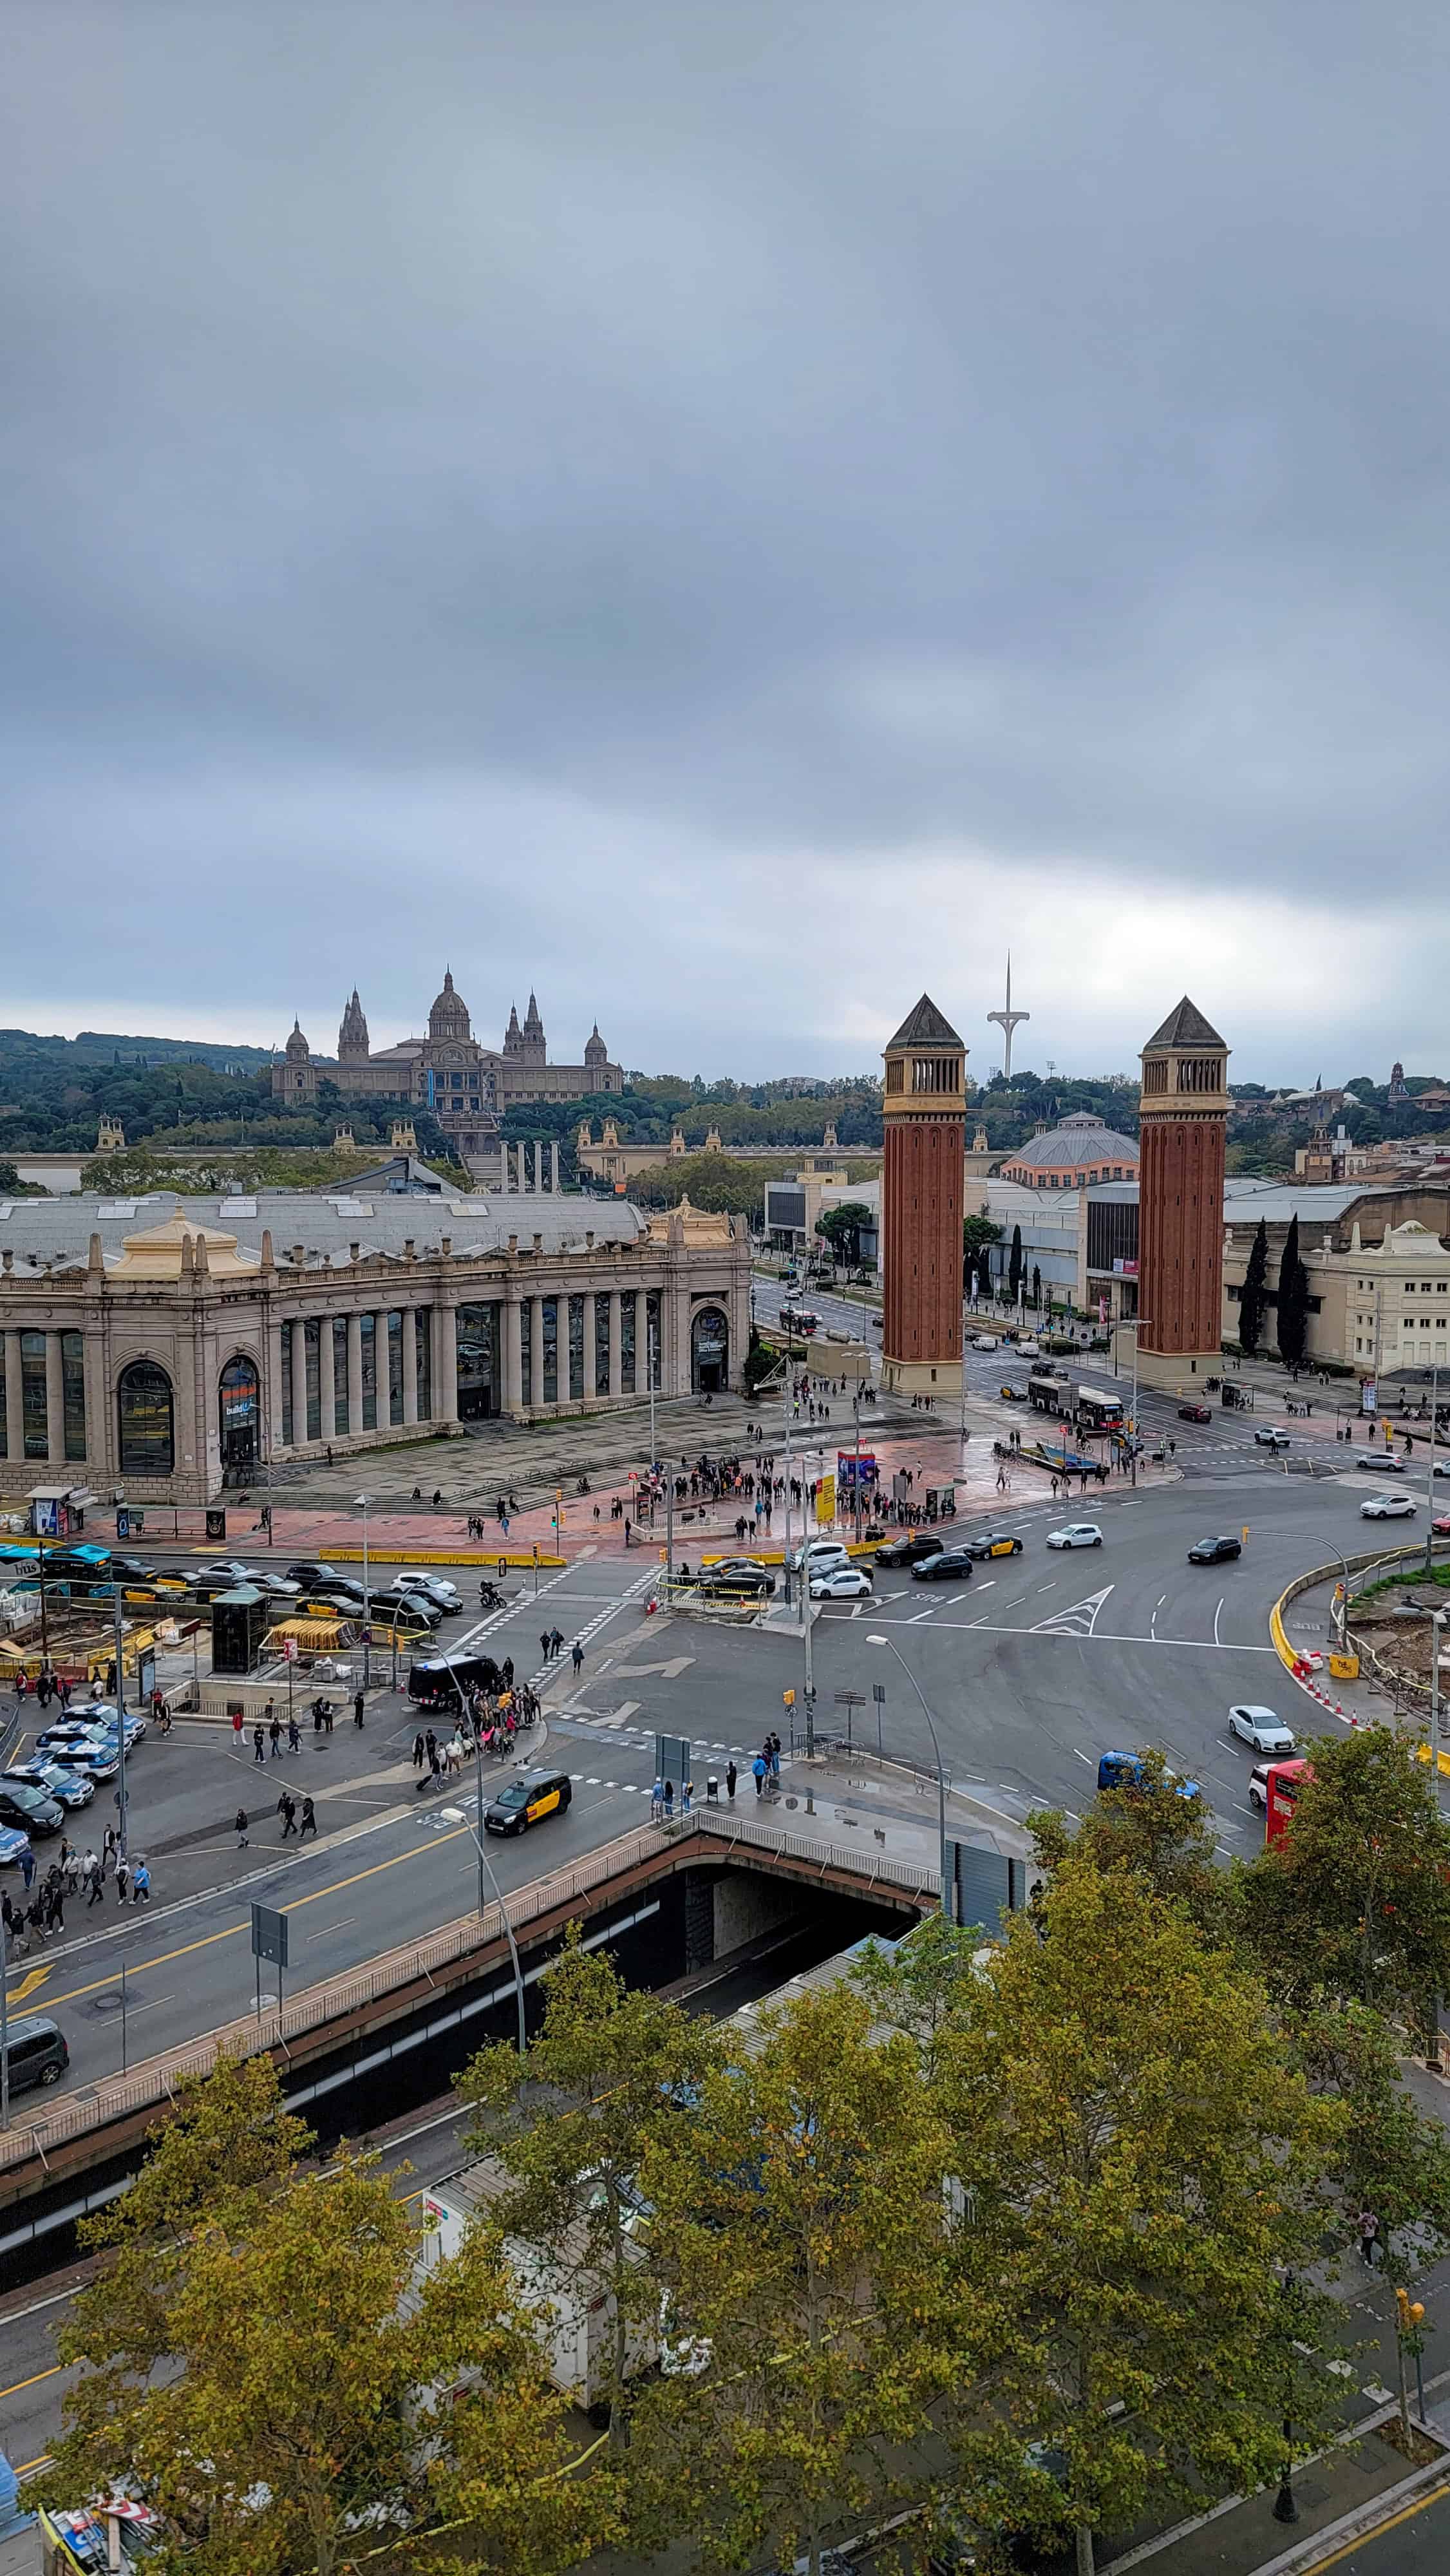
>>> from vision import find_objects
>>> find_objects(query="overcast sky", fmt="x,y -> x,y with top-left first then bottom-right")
3,3 -> 1447,1085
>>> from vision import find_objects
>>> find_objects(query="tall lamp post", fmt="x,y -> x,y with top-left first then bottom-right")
433,1644 -> 527,2056
865,1633 -> 948,1914
354,1494 -> 372,1689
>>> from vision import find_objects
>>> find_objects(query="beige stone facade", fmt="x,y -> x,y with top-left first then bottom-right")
0,1191 -> 749,1508
1221,1211 -> 1450,1376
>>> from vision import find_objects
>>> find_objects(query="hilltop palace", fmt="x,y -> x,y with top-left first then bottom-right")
271,971 -> 622,1163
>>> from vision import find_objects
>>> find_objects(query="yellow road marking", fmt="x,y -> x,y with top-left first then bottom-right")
0,2362 -> 63,2400
1300,2477 -> 1450,2571
9,1821 -> 475,2016
6,1966 -> 51,2005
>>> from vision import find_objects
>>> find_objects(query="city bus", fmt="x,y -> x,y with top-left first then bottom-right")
1263,1756 -> 1311,1846
1076,1387 -> 1125,1436
1027,1369 -> 1073,1415
779,1304 -> 818,1338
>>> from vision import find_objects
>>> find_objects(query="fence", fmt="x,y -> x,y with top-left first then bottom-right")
0,1810 -> 934,2176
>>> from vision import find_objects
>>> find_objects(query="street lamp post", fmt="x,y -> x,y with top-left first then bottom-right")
866,1633 -> 948,1914
355,1494 -> 372,1690
432,1643 -> 527,2056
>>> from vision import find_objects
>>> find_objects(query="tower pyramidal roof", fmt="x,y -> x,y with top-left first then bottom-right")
885,993 -> 964,1050
1144,996 -> 1226,1051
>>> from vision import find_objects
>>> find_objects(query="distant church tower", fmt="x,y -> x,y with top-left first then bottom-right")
1134,998 -> 1230,1393
337,987 -> 370,1065
880,995 -> 966,1401
504,1002 -> 525,1060
521,991 -> 546,1066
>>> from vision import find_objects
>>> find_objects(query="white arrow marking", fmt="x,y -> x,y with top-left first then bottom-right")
1031,1582 -> 1116,1638
612,1656 -> 696,1680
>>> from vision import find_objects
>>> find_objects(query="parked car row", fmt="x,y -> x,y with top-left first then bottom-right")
0,1703 -> 148,1846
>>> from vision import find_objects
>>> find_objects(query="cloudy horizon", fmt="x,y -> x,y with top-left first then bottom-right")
3,2 -> 1447,1085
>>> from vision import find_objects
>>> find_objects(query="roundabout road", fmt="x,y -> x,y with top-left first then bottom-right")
809,1466 -> 1385,1855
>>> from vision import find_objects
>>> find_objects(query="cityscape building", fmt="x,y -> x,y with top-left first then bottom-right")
270,972 -> 621,1160
880,994 -> 966,1402
0,1189 -> 747,1506
1133,997 -> 1231,1395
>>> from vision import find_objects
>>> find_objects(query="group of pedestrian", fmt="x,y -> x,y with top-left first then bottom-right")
2,1836 -> 151,1954
538,1627 -> 568,1664
28,1667 -> 75,1712
752,1734 -> 783,1795
272,1792 -> 316,1842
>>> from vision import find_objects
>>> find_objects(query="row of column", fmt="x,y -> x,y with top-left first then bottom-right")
269,1284 -> 669,1450
3,1327 -> 70,1466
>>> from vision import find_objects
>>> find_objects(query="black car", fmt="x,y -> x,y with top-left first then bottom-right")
698,1559 -> 777,1599
0,1782 -> 64,1837
407,1651 -> 502,1710
1187,1535 -> 1242,1565
484,1766 -> 572,1836
1178,1404 -> 1212,1425
911,1549 -> 975,1583
872,1533 -> 948,1569
285,1560 -> 343,1586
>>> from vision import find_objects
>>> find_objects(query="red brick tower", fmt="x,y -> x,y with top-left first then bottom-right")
1135,997 -> 1231,1394
881,995 -> 966,1402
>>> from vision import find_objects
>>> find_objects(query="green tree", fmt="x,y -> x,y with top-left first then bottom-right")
1276,1212 -> 1310,1367
1008,1222 -> 1024,1302
963,1215 -> 1001,1298
1031,1262 -> 1041,1310
1030,1751 -> 1230,1945
638,1980 -> 953,2576
815,1200 -> 873,1266
1238,1217 -> 1270,1354
1236,1725 -> 1450,2046
851,1910 -> 984,2085
43,2056 -> 594,2576
458,1935 -> 717,2468
937,1861 -> 1343,2576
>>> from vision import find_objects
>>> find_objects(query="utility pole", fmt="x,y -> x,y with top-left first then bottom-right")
781,1345 -> 795,1611
1426,1363 -> 1440,1577
112,1580 -> 129,1861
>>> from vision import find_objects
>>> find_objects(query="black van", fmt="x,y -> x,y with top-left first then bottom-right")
406,1652 -> 502,1710
5,2017 -> 69,2094
484,1767 -> 572,1837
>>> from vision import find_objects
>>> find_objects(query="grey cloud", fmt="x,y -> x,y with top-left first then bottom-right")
1,1 -> 1448,1075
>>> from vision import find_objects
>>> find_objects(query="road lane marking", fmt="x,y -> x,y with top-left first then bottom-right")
305,1915 -> 357,1942
1073,1749 -> 1093,1765
908,1609 -> 936,1624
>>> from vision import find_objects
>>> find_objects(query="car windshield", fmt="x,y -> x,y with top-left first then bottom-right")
494,1783 -> 529,1809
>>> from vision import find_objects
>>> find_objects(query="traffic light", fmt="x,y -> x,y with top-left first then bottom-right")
1395,2287 -> 1425,2330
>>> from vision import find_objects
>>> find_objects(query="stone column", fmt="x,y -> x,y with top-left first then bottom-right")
533,1140 -> 543,1193
607,1291 -> 622,1398
44,1332 -> 64,1464
436,1303 -> 458,1424
5,1331 -> 23,1462
318,1314 -> 336,1442
402,1307 -> 419,1425
673,1285 -> 692,1396
529,1297 -> 545,1412
582,1291 -> 597,1401
635,1289 -> 650,1394
346,1312 -> 364,1434
375,1312 -> 393,1428
502,1300 -> 523,1413
289,1320 -> 307,1451
266,1314 -> 286,1459
550,1141 -> 560,1193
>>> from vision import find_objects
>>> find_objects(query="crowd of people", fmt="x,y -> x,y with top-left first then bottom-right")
1,1830 -> 152,1953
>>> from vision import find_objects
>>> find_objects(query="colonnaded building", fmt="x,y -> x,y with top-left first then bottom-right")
0,1189 -> 748,1508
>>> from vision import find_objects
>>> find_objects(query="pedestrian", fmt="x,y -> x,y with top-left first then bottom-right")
769,1733 -> 781,1778
236,1806 -> 249,1849
681,1779 -> 693,1815
19,1845 -> 35,1893
650,1776 -> 664,1822
269,1713 -> 282,1757
726,1759 -> 737,1801
84,1849 -> 103,1906
570,1639 -> 584,1676
1359,2208 -> 1379,2267
299,1795 -> 317,1839
44,1875 -> 64,1933
753,1752 -> 767,1797
412,1730 -> 426,1768
115,1853 -> 129,1904
231,1707 -> 245,1750
540,1631 -> 551,1664
550,1626 -> 564,1663
131,1858 -> 151,1904
663,1779 -> 675,1819
353,1689 -> 365,1730
425,1728 -> 437,1767
252,1725 -> 265,1765
278,1792 -> 297,1837
288,1714 -> 301,1754
102,1826 -> 118,1877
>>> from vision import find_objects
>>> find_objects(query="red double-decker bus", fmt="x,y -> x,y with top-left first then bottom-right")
1263,1756 -> 1312,1846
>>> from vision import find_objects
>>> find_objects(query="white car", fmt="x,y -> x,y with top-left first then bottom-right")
972,1334 -> 999,1352
382,1573 -> 462,1612
787,1540 -> 851,1573
810,1566 -> 873,1600
1254,1426 -> 1291,1449
1046,1523 -> 1104,1549
1361,1493 -> 1417,1520
1014,1338 -> 1040,1356
1227,1705 -> 1296,1756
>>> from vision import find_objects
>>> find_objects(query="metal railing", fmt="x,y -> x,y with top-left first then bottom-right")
0,1808 -> 936,2174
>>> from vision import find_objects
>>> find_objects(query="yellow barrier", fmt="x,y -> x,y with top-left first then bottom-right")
1415,1743 -> 1450,1779
197,1546 -> 566,1571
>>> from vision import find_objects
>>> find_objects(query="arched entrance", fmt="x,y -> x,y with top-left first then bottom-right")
691,1305 -> 730,1394
219,1352 -> 260,1473
117,1359 -> 174,1477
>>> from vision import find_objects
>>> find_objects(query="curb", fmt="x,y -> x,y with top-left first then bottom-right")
1270,1539 -> 1450,1727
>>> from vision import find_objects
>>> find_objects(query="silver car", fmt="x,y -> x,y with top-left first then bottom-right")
1227,1705 -> 1295,1756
